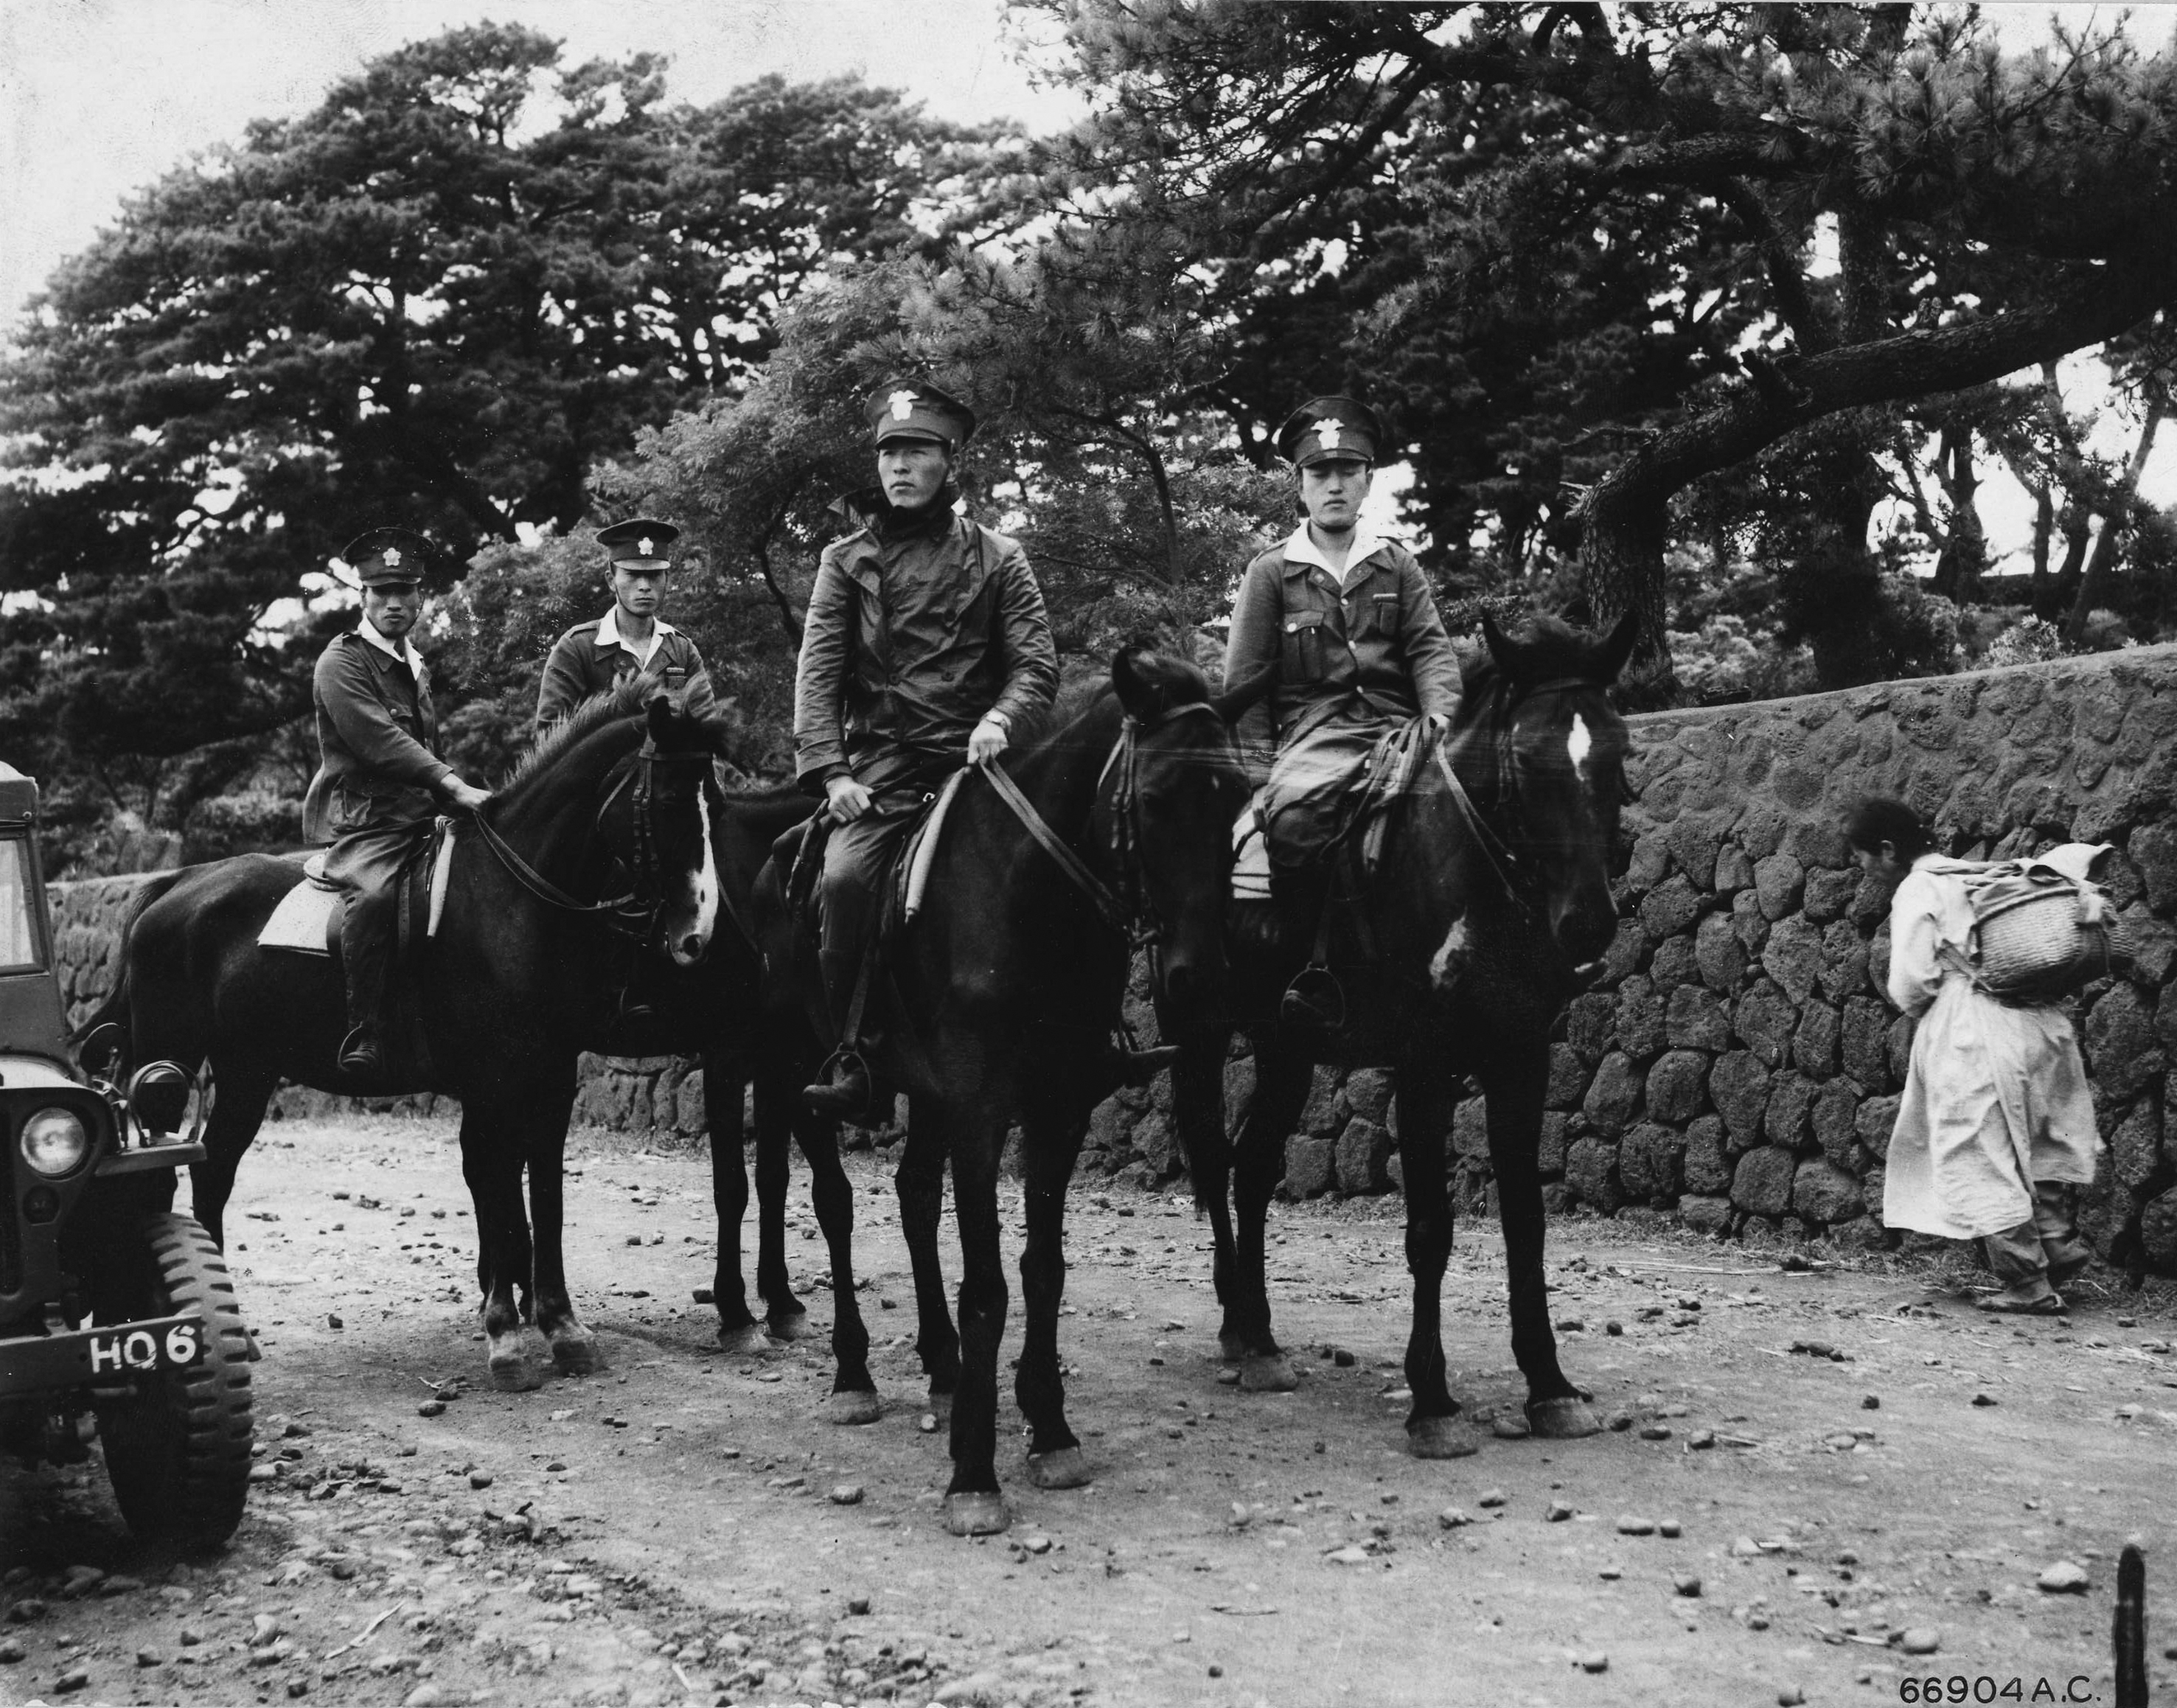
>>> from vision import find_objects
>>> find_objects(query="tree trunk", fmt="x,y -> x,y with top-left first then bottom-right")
2063,398 -> 2164,644
1580,480 -> 1674,710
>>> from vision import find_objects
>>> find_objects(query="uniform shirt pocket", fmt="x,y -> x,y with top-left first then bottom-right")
1281,609 -> 1328,683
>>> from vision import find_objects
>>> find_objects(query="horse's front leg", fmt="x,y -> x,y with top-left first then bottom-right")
188,1062 -> 276,1251
752,1060 -> 809,1339
708,1052 -> 767,1354
1480,1034 -> 1597,1437
896,1091 -> 960,1419
1227,1037 -> 1312,1392
1168,1029 -> 1239,1350
1015,1098 -> 1091,1489
523,1058 -> 600,1376
460,1104 -> 540,1392
941,1087 -> 1012,1537
797,1101 -> 879,1423
1395,1046 -> 1474,1457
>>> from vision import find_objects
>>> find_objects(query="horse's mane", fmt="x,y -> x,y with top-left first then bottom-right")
1006,671 -> 1118,754
498,680 -> 657,800
1457,616 -> 1620,720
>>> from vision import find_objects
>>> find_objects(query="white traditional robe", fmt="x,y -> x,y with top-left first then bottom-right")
1881,854 -> 2100,1239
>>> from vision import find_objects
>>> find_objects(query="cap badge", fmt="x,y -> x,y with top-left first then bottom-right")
1313,419 -> 1343,451
637,537 -> 653,557
888,389 -> 919,421
382,545 -> 402,567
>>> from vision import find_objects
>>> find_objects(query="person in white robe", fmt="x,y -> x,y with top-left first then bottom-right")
1846,797 -> 2099,1314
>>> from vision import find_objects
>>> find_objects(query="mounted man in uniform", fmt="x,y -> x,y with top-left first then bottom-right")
302,529 -> 495,1078
1221,395 -> 1463,1028
791,380 -> 1059,1117
536,517 -> 717,737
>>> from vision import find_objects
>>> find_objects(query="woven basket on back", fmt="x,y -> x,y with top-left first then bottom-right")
1969,879 -> 2119,1000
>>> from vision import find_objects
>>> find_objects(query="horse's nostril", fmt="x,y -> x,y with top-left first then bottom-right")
678,933 -> 706,961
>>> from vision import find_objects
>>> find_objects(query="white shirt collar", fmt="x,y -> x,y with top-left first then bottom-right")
1282,520 -> 1396,590
357,616 -> 424,675
596,604 -> 677,669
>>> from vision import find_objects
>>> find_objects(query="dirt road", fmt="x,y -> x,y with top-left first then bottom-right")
4,1112 -> 2174,1708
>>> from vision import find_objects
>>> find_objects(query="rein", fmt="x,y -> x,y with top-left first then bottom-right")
977,699 -> 1227,945
470,731 -> 711,938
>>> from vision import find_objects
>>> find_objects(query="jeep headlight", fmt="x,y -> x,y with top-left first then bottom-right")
20,1106 -> 90,1177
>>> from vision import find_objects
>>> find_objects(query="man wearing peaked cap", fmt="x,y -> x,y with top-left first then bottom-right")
536,517 -> 717,736
790,377 -> 1057,1116
302,528 -> 495,1078
1222,394 -> 1463,1030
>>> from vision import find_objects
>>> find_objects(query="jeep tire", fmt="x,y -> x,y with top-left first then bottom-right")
94,1212 -> 254,1547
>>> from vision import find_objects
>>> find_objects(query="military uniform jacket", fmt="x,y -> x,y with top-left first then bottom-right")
301,630 -> 452,844
1222,530 -> 1463,772
793,509 -> 1059,792
535,616 -> 715,736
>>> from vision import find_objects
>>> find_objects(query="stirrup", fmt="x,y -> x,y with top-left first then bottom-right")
338,1024 -> 384,1078
804,1047 -> 877,1120
1279,965 -> 1345,1031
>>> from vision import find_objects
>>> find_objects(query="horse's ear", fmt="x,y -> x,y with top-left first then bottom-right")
646,694 -> 675,742
1111,645 -> 1159,719
1594,609 -> 1640,683
1481,612 -> 1517,673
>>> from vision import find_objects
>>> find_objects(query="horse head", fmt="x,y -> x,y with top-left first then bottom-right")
1460,610 -> 1638,972
625,693 -> 726,968
1107,644 -> 1253,1022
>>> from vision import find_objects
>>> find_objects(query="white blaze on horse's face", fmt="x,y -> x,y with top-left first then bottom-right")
1567,712 -> 1594,782
688,785 -> 720,949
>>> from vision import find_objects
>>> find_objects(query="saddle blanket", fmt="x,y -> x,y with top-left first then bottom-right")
258,824 -> 459,955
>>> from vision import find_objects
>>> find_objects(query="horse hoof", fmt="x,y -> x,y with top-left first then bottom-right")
1239,1354 -> 1298,1393
767,1311 -> 815,1342
943,1492 -> 1010,1537
1407,1415 -> 1481,1459
717,1322 -> 770,1356
925,1390 -> 954,1427
825,1390 -> 883,1426
1528,1396 -> 1601,1439
549,1331 -> 602,1377
488,1350 -> 541,1393
1027,1446 -> 1093,1490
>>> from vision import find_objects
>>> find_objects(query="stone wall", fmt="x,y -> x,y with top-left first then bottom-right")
1511,645 -> 2177,1274
37,643 -> 2177,1272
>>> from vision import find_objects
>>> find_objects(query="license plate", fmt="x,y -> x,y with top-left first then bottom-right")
85,1320 -> 203,1376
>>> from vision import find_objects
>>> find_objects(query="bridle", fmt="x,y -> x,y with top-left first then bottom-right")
469,729 -> 714,942
1432,675 -> 1606,913
978,698 -> 1232,952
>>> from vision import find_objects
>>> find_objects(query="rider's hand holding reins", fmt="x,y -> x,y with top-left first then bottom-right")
825,775 -> 873,823
443,777 -> 493,814
967,712 -> 1010,767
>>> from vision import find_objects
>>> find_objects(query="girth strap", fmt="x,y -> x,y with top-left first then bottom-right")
977,758 -> 1132,934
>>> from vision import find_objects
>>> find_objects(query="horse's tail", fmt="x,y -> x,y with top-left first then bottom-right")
68,867 -> 192,1056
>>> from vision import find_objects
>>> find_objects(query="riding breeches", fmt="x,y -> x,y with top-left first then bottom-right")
322,819 -> 427,1033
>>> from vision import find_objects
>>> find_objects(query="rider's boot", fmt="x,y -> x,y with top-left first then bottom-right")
337,882 -> 394,1078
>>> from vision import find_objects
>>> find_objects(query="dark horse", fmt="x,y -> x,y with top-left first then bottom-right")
82,689 -> 726,1391
607,781 -> 889,1422
759,646 -> 1252,1534
1167,613 -> 1636,1456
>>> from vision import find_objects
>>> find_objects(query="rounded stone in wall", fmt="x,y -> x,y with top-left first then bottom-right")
1665,984 -> 1731,1053
2085,983 -> 2163,1101
1733,979 -> 1800,1068
1791,1158 -> 1863,1224
1764,1069 -> 1818,1149
1283,1132 -> 1334,1199
1694,913 -> 1746,991
1752,852 -> 1805,921
1708,1050 -> 1772,1145
1792,1000 -> 1841,1078
1644,1049 -> 1710,1124
1682,1116 -> 1732,1194
1620,1122 -> 1684,1201
1810,1077 -> 1863,1166
1730,1146 -> 1797,1216
1581,1053 -> 1642,1137
1679,1194 -> 1732,1235
1564,1137 -> 1623,1213
1840,997 -> 1893,1088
